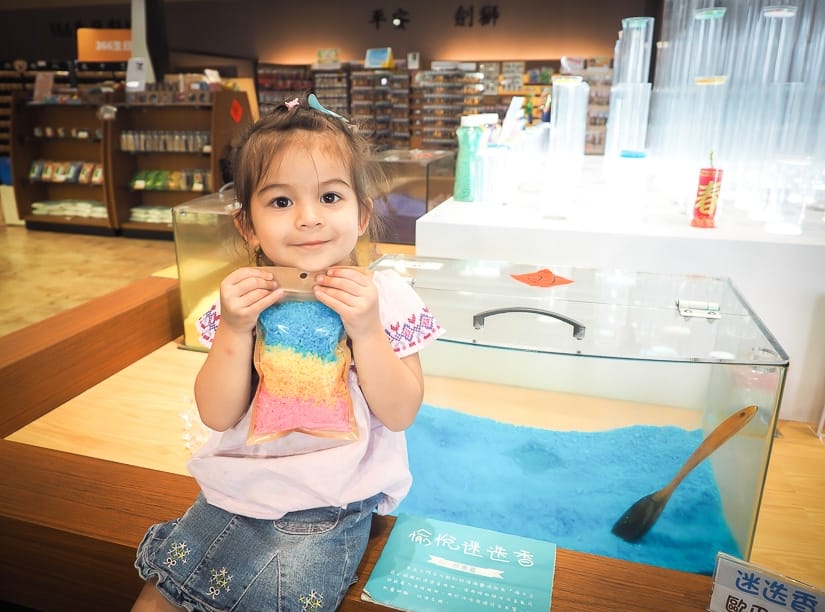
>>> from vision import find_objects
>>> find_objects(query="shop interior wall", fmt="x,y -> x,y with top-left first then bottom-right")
0,0 -> 655,67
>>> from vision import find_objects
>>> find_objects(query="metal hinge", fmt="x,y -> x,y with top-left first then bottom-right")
676,299 -> 721,319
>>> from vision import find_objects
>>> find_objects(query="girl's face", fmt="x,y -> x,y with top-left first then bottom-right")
244,133 -> 369,271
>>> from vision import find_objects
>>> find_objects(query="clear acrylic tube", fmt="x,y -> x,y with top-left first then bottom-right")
549,76 -> 590,157
604,82 -> 652,156
616,17 -> 655,84
647,0 -> 824,231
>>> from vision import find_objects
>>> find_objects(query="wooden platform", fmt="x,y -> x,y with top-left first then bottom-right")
0,273 -> 715,610
1,228 -> 823,604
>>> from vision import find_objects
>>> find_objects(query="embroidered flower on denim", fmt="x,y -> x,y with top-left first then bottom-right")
207,567 -> 232,599
164,541 -> 191,567
298,590 -> 324,610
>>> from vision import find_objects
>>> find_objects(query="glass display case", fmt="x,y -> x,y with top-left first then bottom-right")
172,187 -> 248,350
371,149 -> 455,245
370,254 -> 787,574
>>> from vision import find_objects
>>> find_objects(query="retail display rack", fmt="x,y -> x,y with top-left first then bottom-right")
0,59 -> 125,158
255,63 -> 313,115
350,69 -> 411,149
410,68 -> 485,150
313,69 -> 350,117
10,89 -> 252,238
582,65 -> 613,155
252,60 -> 606,153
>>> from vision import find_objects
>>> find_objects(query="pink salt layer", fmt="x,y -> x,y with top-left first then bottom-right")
252,384 -> 351,435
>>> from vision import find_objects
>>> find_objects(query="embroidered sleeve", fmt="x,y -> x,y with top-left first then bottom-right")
196,302 -> 221,349
196,271 -> 445,356
375,269 -> 446,358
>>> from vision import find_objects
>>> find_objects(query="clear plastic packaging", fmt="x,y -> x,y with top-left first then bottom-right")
247,266 -> 361,445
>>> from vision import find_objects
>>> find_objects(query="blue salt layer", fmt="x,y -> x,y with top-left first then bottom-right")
395,404 -> 742,575
258,301 -> 344,360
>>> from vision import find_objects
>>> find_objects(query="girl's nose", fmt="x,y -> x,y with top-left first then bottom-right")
296,202 -> 323,227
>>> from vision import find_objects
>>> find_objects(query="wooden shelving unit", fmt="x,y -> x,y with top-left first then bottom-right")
9,91 -> 115,235
107,89 -> 252,238
1,60 -> 125,159
0,62 -> 26,158
10,89 -> 251,238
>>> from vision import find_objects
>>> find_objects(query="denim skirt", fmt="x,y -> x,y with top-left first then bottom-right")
135,493 -> 380,611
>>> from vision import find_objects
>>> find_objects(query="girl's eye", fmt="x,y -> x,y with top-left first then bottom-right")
271,197 -> 292,209
321,192 -> 341,205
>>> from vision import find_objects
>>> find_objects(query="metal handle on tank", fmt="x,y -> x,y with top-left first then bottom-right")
472,307 -> 586,340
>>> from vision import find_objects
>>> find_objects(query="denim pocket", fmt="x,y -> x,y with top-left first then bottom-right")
273,504 -> 343,535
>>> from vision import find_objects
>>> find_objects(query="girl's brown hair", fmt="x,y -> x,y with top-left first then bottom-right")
230,94 -> 387,264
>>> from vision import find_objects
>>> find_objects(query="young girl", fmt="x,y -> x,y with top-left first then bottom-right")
132,94 -> 444,611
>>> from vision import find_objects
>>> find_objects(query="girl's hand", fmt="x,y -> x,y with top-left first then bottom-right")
313,267 -> 381,340
218,267 -> 283,334
316,268 -> 424,432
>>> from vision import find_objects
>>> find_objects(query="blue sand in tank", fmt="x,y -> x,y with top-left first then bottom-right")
394,404 -> 741,575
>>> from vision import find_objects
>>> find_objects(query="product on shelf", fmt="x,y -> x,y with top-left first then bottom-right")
411,68 -> 484,150
129,205 -> 174,224
312,70 -> 349,117
257,64 -> 313,115
30,198 -> 107,218
130,168 -> 212,192
119,129 -> 210,153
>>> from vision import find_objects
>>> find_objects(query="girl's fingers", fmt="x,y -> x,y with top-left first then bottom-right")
224,271 -> 278,299
318,267 -> 369,287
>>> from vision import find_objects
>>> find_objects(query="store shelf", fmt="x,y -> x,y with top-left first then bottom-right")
9,91 -> 116,235
313,69 -> 350,117
10,89 -> 252,238
582,66 -> 612,155
256,63 -> 312,115
350,69 -> 399,148
411,69 -> 484,150
107,90 -> 252,238
1,59 -> 126,160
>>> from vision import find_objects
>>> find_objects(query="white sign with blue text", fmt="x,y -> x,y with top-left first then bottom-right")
709,552 -> 823,612
363,514 -> 556,611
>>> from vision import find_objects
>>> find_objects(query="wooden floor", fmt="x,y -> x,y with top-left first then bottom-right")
0,225 -> 179,337
2,224 -> 824,589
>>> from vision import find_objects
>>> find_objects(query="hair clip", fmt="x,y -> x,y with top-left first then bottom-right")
307,93 -> 348,122
285,98 -> 300,110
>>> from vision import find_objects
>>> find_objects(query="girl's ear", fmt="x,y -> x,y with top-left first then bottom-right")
358,202 -> 372,237
233,211 -> 260,249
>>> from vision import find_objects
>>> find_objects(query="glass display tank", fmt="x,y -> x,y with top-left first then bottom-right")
172,187 -> 248,350
369,254 -> 787,575
371,149 -> 455,245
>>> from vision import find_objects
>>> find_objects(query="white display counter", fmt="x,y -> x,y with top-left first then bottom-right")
416,160 -> 825,423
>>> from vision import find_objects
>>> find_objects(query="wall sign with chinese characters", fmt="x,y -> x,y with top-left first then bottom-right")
709,553 -> 823,612
454,4 -> 500,27
369,8 -> 411,29
367,6 -> 500,29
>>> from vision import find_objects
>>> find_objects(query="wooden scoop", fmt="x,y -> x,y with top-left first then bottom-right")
611,404 -> 758,543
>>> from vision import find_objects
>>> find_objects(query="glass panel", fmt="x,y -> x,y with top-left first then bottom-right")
371,254 -> 788,365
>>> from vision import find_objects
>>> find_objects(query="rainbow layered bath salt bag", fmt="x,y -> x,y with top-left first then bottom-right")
248,267 -> 360,446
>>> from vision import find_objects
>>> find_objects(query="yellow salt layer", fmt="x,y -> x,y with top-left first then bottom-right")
258,345 -> 348,401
